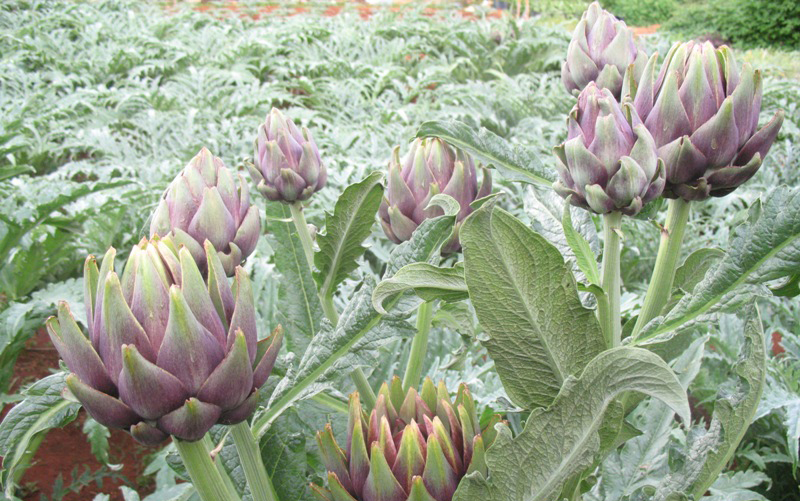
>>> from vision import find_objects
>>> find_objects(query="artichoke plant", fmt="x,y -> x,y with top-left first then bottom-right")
312,377 -> 501,501
150,147 -> 261,277
554,82 -> 665,216
379,138 -> 491,254
250,107 -> 327,203
631,41 -> 784,200
561,1 -> 646,99
46,237 -> 282,445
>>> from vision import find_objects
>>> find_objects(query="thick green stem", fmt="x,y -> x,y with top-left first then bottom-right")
598,212 -> 623,348
633,198 -> 691,337
288,201 -> 377,409
174,437 -> 240,501
202,435 -> 240,499
402,301 -> 434,391
230,423 -> 279,501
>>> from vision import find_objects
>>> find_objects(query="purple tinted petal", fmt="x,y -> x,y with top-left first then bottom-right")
688,97 -> 739,168
130,421 -> 169,446
734,110 -> 784,166
178,247 -> 227,347
197,330 -> 253,410
227,268 -> 258,362
66,374 -> 139,429
644,71 -> 692,147
158,398 -> 221,442
118,344 -> 188,420
218,389 -> 260,425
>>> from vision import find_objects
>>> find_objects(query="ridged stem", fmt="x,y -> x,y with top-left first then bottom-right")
202,435 -> 240,498
288,201 -> 378,409
174,437 -> 241,501
230,422 -> 279,501
598,212 -> 623,348
633,198 -> 691,338
402,301 -> 434,391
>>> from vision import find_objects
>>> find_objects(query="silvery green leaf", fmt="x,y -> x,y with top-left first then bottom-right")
453,347 -> 690,501
314,171 -> 384,301
461,202 -> 605,409
372,263 -> 467,315
266,202 -> 324,354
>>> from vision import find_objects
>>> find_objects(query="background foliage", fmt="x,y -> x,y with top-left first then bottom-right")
0,0 -> 798,499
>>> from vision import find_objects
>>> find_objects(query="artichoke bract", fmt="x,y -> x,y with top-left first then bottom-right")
250,107 -> 327,203
379,138 -> 491,254
561,1 -> 646,99
312,377 -> 501,501
150,147 -> 260,277
554,83 -> 665,216
46,237 -> 282,445
631,41 -> 784,200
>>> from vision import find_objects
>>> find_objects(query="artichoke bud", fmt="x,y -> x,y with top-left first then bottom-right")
312,377 -> 503,501
379,138 -> 492,254
250,107 -> 327,203
150,147 -> 260,277
561,2 -> 646,99
46,238 -> 283,445
629,41 -> 784,200
554,83 -> 665,216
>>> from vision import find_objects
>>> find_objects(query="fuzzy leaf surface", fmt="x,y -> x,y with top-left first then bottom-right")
460,203 -> 605,409
371,263 -> 468,314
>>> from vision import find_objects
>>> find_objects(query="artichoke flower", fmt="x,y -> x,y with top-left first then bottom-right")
554,83 -> 665,216
150,147 -> 261,277
46,237 -> 282,445
561,1 -> 646,99
379,138 -> 491,254
631,41 -> 784,200
312,377 -> 502,501
250,107 -> 327,203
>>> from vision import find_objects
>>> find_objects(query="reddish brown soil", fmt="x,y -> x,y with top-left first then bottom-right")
772,331 -> 785,356
632,24 -> 660,36
2,329 -> 156,501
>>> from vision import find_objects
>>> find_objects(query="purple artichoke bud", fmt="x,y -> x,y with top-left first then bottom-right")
250,108 -> 327,203
554,83 -> 665,216
47,237 -> 283,445
561,2 -> 647,99
631,41 -> 784,200
311,377 -> 502,501
378,139 -> 492,254
150,147 -> 261,277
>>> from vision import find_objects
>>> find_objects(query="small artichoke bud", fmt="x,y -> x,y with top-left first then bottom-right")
250,108 -> 327,203
311,377 -> 503,501
150,147 -> 260,277
47,237 -> 282,445
631,41 -> 784,200
378,138 -> 492,254
561,1 -> 647,99
554,83 -> 665,216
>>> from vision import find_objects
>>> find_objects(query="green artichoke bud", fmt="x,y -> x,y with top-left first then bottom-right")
379,139 -> 491,254
554,83 -> 665,215
250,108 -> 327,203
150,147 -> 261,277
561,2 -> 646,99
311,377 -> 502,501
46,237 -> 282,445
631,41 -> 784,200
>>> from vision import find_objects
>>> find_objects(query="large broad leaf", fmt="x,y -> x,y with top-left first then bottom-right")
595,336 -> 707,499
266,202 -> 324,354
0,372 -> 81,497
371,263 -> 468,314
636,187 -> 800,343
460,202 -> 605,409
652,305 -> 766,500
314,172 -> 384,301
415,120 -> 553,186
454,347 -> 691,501
253,214 -> 456,438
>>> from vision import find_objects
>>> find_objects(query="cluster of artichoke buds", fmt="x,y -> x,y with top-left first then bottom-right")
561,1 -> 646,99
554,82 -> 665,216
250,107 -> 327,203
379,138 -> 491,254
150,147 -> 260,277
47,237 -> 282,445
630,41 -> 784,200
312,377 -> 502,501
